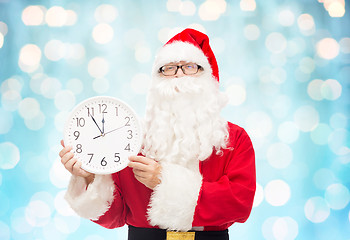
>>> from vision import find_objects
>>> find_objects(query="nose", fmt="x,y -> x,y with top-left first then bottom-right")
174,67 -> 185,78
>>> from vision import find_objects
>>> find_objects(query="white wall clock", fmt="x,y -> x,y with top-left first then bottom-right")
63,96 -> 143,174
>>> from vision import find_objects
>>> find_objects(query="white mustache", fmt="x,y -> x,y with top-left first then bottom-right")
154,77 -> 204,97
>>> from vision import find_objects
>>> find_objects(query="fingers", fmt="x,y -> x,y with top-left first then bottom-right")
60,140 -> 65,148
128,155 -> 154,165
58,141 -> 93,180
59,145 -> 72,158
63,154 -> 77,172
128,155 -> 161,189
59,146 -> 79,174
128,156 -> 158,171
72,161 -> 89,177
61,151 -> 73,164
132,168 -> 149,178
128,161 -> 149,172
72,159 -> 82,174
134,174 -> 146,183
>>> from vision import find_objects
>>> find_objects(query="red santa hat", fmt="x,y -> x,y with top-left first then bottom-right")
153,28 -> 219,81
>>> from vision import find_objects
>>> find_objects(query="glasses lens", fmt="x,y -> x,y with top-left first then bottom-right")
161,65 -> 177,76
182,64 -> 198,75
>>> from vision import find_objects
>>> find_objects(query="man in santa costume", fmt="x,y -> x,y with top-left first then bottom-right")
59,28 -> 256,240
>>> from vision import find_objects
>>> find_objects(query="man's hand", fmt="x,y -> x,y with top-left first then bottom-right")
59,140 -> 95,185
128,156 -> 161,190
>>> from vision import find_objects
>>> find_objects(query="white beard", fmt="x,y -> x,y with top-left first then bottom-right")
141,71 -> 229,169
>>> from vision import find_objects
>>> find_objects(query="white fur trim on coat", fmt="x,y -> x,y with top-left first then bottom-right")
147,162 -> 202,231
64,174 -> 115,220
152,41 -> 212,77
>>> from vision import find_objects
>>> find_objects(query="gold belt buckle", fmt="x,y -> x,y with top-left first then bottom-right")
166,231 -> 195,240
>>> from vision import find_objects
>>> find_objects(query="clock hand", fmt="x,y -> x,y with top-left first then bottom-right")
88,110 -> 103,135
93,125 -> 126,139
102,112 -> 105,134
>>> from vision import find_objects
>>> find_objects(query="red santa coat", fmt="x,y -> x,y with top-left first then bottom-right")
64,122 -> 256,232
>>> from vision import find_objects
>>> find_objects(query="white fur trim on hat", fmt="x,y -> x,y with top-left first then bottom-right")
152,41 -> 212,77
64,174 -> 115,220
147,162 -> 202,231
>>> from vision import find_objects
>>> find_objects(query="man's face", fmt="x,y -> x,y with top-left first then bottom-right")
158,61 -> 204,79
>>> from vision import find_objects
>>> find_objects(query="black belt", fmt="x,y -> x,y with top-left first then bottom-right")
128,225 -> 229,240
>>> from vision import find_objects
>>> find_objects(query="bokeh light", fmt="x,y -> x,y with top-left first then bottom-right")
253,183 -> 264,208
321,0 -> 346,17
266,142 -> 293,169
316,38 -> 340,60
273,217 -> 298,240
54,214 -> 81,234
18,97 -> 40,119
246,111 -> 273,139
297,14 -> 315,35
262,216 -> 299,240
40,77 -> 61,98
54,90 -> 76,111
11,207 -> 33,234
44,40 -> 66,61
130,73 -> 151,94
278,9 -> 295,27
240,0 -> 256,11
328,128 -> 349,156
179,1 -> 196,16
304,197 -> 330,223
277,121 -> 299,144
198,0 -> 227,21
310,123 -> 332,145
92,78 -> 110,93
45,6 -> 68,27
244,24 -> 260,41
135,44 -> 152,63
313,168 -> 339,190
265,32 -> 287,54
325,183 -> 350,210
0,108 -> 13,134
264,180 -> 291,206
339,37 -> 350,53
88,57 -> 110,78
25,200 -> 51,227
0,142 -> 20,170
330,112 -> 347,129
0,33 -> 4,48
293,105 -> 319,132
24,111 -> 46,131
0,21 -> 8,36
49,158 -> 71,189
94,4 -> 118,23
22,5 -> 45,26
0,1 -> 349,239
92,23 -> 114,44
54,191 -> 76,216
24,155 -> 51,182
66,78 -> 84,95
18,44 -> 42,72
225,84 -> 246,106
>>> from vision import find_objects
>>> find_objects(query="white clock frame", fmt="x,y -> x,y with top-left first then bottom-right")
63,96 -> 143,175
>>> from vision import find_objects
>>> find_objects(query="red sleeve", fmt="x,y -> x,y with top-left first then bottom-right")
192,125 -> 256,228
92,173 -> 127,229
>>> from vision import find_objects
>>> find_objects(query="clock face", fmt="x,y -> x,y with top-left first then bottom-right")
63,96 -> 142,174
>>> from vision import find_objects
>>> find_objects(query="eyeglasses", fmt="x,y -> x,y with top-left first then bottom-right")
159,63 -> 202,76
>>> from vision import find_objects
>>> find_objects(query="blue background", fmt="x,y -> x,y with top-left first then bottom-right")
0,0 -> 349,239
